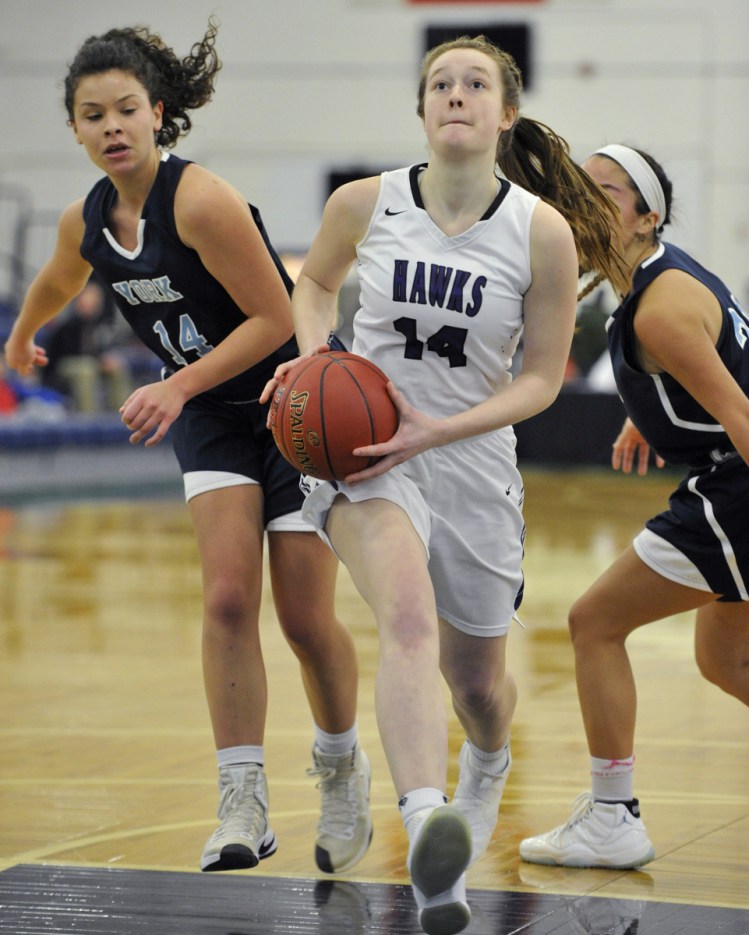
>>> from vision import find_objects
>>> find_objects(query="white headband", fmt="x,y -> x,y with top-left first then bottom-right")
592,143 -> 667,231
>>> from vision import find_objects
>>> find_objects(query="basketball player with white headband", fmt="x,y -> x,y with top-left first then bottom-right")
520,144 -> 749,869
594,143 -> 667,233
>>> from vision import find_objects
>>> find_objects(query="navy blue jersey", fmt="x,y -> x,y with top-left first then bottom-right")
80,152 -> 297,402
607,242 -> 749,467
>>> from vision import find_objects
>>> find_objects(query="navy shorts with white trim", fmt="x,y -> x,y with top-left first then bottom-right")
642,456 -> 749,602
170,393 -> 305,526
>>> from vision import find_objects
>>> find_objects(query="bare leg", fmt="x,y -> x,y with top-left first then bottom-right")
268,529 -> 358,733
519,547 -> 723,870
694,602 -> 749,704
570,546 -> 715,758
439,624 -> 516,754
189,485 -> 267,748
326,496 -> 447,796
327,498 -> 473,928
441,624 -> 515,865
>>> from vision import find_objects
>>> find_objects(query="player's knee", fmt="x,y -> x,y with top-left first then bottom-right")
379,610 -> 439,669
568,596 -> 623,649
204,579 -> 254,632
695,644 -> 749,704
277,607 -> 333,653
447,663 -> 505,714
568,596 -> 595,646
452,681 -> 495,715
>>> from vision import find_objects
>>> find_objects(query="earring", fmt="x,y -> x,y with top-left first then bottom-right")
634,232 -> 648,243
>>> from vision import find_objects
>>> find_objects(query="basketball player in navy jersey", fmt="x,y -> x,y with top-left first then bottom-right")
520,145 -> 749,869
262,36 -> 628,935
3,20 -> 372,877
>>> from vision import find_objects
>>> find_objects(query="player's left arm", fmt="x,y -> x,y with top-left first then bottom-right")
173,165 -> 294,391
510,201 -> 580,416
634,270 -> 749,465
436,200 -> 579,443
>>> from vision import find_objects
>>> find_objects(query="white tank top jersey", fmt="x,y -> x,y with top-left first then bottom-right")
352,164 -> 538,420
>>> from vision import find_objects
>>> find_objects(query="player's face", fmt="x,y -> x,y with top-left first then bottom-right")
422,49 -> 516,157
70,70 -> 163,177
583,156 -> 655,251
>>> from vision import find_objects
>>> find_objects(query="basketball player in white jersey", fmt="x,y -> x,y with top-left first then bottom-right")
263,35 -> 627,935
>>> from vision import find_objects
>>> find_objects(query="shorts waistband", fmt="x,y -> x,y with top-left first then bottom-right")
691,445 -> 739,469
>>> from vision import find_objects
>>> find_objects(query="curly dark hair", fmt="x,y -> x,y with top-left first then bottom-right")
64,17 -> 221,148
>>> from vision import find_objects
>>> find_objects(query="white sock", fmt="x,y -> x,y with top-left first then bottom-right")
467,738 -> 510,775
216,745 -> 264,769
313,722 -> 358,756
590,754 -> 635,802
399,787 -> 447,842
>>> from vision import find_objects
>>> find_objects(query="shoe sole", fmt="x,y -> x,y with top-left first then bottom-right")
409,807 -> 472,898
519,844 -> 655,870
420,901 -> 471,935
200,832 -> 278,872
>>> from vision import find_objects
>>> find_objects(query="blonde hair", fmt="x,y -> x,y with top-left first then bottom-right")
417,36 -> 629,297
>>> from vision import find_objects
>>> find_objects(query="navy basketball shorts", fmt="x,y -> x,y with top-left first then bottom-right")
635,456 -> 749,601
169,393 -> 311,532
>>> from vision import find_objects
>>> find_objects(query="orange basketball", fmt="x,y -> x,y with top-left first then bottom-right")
269,351 -> 399,481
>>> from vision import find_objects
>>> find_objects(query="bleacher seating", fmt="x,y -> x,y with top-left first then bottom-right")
0,413 -> 130,450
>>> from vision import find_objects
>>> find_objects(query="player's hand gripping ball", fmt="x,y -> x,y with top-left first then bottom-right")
269,351 -> 399,481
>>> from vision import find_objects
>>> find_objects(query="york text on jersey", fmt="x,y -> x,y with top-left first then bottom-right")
112,276 -> 184,306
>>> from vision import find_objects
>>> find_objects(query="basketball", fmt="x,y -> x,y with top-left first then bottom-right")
269,351 -> 399,481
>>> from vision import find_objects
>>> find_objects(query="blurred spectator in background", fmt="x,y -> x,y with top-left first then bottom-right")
566,273 -> 620,392
0,360 -> 18,415
40,278 -> 134,412
0,357 -> 66,421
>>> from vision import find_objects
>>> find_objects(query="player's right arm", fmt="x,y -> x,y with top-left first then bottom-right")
4,199 -> 92,376
260,177 -> 379,406
292,177 -> 379,354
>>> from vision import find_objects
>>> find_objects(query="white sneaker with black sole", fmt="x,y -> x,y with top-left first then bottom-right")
308,744 -> 373,873
200,764 -> 277,871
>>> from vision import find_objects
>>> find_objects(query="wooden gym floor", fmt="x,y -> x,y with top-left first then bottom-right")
0,467 -> 747,933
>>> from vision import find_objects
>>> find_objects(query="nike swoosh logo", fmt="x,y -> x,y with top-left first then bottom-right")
385,208 -> 406,216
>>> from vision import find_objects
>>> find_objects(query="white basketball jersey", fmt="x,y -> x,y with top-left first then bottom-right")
352,164 -> 537,419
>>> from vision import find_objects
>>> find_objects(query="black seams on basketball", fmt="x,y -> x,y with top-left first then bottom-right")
269,351 -> 399,481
